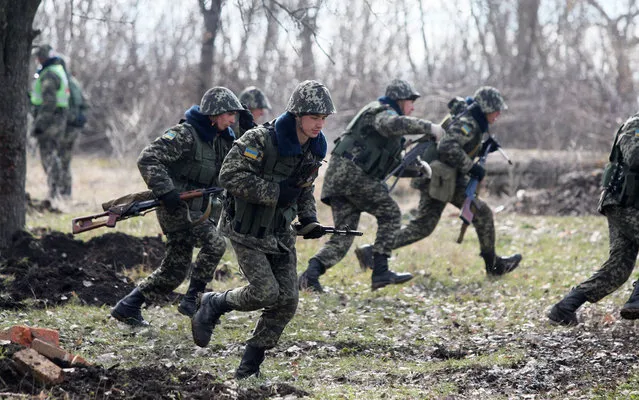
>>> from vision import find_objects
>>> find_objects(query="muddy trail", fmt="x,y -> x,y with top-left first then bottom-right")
0,230 -> 168,309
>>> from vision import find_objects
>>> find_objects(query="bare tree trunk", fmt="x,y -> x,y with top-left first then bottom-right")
198,0 -> 225,98
515,0 -> 540,82
257,0 -> 280,85
0,0 -> 41,249
297,0 -> 318,77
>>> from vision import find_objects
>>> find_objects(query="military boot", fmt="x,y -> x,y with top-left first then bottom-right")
481,251 -> 522,276
620,281 -> 639,320
191,291 -> 232,347
355,244 -> 374,271
547,289 -> 587,326
111,288 -> 149,326
177,278 -> 208,317
235,345 -> 266,379
371,252 -> 413,291
298,258 -> 325,293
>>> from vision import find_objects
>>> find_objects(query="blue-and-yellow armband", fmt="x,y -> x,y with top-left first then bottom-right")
243,146 -> 263,161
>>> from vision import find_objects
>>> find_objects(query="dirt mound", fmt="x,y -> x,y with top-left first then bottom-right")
0,230 -> 166,309
0,355 -> 308,399
508,169 -> 602,216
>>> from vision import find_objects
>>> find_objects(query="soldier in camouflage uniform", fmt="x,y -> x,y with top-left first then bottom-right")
237,86 -> 271,135
30,44 -> 73,199
355,87 -> 522,277
549,112 -> 639,325
111,87 -> 246,326
191,80 -> 334,379
298,79 -> 445,293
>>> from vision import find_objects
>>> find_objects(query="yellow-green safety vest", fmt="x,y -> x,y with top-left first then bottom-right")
31,64 -> 70,108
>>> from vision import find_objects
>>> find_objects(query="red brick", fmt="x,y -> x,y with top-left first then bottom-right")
30,338 -> 91,367
0,326 -> 60,347
13,348 -> 64,385
30,328 -> 59,346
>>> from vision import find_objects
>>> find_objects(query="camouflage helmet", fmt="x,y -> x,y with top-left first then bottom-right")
34,44 -> 54,60
200,87 -> 244,116
473,86 -> 508,114
239,86 -> 271,110
285,80 -> 336,115
385,79 -> 420,101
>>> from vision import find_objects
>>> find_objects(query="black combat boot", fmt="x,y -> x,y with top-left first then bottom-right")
191,291 -> 232,347
298,258 -> 325,293
235,345 -> 266,379
371,252 -> 413,291
547,289 -> 587,326
111,288 -> 149,326
481,251 -> 522,276
355,244 -> 374,271
620,281 -> 639,320
177,278 -> 208,317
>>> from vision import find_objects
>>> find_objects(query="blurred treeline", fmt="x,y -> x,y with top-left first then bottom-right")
34,0 -> 639,158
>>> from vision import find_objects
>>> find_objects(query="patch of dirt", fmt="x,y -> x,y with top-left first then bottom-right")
0,352 -> 308,399
505,169 -> 602,216
0,230 -> 167,308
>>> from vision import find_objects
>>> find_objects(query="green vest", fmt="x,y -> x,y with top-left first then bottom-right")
231,125 -> 320,238
31,64 -> 70,108
170,124 -> 233,211
600,115 -> 639,210
332,101 -> 404,180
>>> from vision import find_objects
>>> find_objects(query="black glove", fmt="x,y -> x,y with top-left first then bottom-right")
295,216 -> 324,239
159,189 -> 181,213
277,178 -> 302,207
238,103 -> 257,130
468,163 -> 486,182
480,137 -> 500,155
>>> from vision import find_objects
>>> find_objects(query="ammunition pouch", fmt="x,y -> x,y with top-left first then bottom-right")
231,197 -> 296,239
428,161 -> 457,202
333,134 -> 402,180
620,171 -> 639,208
601,162 -> 617,188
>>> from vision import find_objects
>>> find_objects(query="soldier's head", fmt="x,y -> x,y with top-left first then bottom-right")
239,86 -> 271,122
385,79 -> 420,116
34,44 -> 54,63
285,80 -> 335,144
473,86 -> 507,124
200,87 -> 244,130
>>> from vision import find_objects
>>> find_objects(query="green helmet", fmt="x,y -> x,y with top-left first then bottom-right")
285,80 -> 336,115
385,79 -> 420,101
200,87 -> 244,116
473,86 -> 508,114
239,86 -> 271,110
34,44 -> 53,60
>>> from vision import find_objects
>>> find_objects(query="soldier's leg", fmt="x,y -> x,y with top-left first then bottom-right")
347,189 -> 412,289
178,219 -> 226,317
393,187 -> 446,249
37,133 -> 63,199
550,210 -> 638,325
299,197 -> 361,292
58,126 -> 79,198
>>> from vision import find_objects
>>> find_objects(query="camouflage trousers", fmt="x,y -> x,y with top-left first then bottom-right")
394,183 -> 495,254
576,206 -> 639,302
36,124 -> 78,199
313,190 -> 401,269
225,238 -> 298,349
138,217 -> 226,301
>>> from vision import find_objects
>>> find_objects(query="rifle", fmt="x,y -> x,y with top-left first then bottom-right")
385,137 -> 435,192
294,223 -> 363,238
457,136 -> 512,244
71,187 -> 224,235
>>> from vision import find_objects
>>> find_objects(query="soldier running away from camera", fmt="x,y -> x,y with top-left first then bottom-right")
549,112 -> 639,325
354,87 -> 522,277
111,87 -> 256,326
298,79 -> 445,293
190,80 -> 335,379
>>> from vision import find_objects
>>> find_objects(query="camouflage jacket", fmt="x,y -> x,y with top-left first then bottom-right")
321,100 -> 437,201
218,125 -> 321,253
137,122 -> 232,197
601,113 -> 639,209
437,113 -> 483,175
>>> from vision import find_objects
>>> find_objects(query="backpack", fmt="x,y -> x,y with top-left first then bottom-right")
62,66 -> 88,128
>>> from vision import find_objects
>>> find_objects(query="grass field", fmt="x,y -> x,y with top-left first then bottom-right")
5,154 -> 639,399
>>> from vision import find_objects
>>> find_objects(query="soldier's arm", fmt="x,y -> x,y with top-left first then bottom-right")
296,185 -> 317,221
373,110 -> 437,140
618,117 -> 639,169
33,72 -> 62,132
219,129 -> 279,207
137,126 -> 193,197
437,118 -> 477,174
